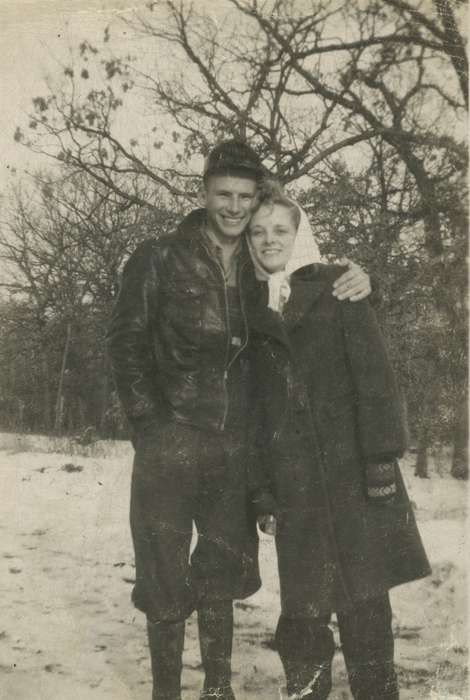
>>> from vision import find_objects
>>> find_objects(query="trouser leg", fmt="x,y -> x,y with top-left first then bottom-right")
131,424 -> 197,698
191,428 -> 260,605
275,614 -> 335,699
147,619 -> 185,700
337,594 -> 398,700
198,600 -> 235,700
131,423 -> 198,621
191,430 -> 258,700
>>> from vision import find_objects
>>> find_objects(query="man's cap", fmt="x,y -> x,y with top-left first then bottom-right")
203,139 -> 265,180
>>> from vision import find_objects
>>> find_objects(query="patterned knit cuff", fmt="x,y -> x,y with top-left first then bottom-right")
366,460 -> 397,503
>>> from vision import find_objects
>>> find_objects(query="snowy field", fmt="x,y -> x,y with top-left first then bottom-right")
0,433 -> 467,699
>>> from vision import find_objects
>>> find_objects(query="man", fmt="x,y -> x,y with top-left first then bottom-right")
107,140 -> 371,700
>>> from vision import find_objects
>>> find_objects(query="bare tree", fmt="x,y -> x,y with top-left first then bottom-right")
0,169 -> 176,434
12,0 -> 468,471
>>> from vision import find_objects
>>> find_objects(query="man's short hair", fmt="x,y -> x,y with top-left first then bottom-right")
203,140 -> 266,185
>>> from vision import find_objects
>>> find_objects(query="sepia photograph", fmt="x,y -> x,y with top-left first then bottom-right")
0,1 -> 467,698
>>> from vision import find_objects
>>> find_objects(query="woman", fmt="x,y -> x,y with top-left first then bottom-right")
244,185 -> 431,700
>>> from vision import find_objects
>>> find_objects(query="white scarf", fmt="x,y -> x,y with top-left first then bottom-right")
248,204 -> 323,313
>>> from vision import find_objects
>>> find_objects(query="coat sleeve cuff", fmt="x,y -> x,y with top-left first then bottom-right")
366,460 -> 397,502
251,489 -> 278,517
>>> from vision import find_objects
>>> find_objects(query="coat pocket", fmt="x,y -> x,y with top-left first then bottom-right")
163,283 -> 206,313
160,283 -> 206,342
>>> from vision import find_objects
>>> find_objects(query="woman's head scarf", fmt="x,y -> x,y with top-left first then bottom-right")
248,202 -> 322,313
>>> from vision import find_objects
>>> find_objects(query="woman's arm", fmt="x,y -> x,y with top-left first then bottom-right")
340,297 -> 407,460
246,348 -> 279,518
246,416 -> 279,518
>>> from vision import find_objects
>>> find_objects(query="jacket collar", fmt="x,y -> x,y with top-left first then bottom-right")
177,208 -> 206,240
282,269 -> 326,329
245,265 -> 327,346
244,280 -> 291,348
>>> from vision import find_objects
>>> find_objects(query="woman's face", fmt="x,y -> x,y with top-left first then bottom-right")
249,203 -> 297,273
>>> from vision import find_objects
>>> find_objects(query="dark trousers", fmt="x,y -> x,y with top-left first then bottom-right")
275,594 -> 398,699
134,422 -> 257,698
130,421 -> 260,622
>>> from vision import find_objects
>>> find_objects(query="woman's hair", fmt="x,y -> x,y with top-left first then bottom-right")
253,178 -> 301,230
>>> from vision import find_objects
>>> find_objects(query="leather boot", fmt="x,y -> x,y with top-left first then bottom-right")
338,595 -> 399,700
147,619 -> 185,700
198,601 -> 235,700
275,615 -> 334,700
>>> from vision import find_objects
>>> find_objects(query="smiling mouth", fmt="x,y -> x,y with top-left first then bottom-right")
262,249 -> 282,255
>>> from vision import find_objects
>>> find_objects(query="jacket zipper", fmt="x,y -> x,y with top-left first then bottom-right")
226,258 -> 250,370
221,259 -> 251,430
220,271 -> 231,431
200,238 -> 232,431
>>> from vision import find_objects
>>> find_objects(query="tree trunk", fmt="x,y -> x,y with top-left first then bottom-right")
54,321 -> 72,435
451,441 -> 468,480
414,435 -> 429,478
451,404 -> 468,480
42,352 -> 52,431
99,353 -> 110,436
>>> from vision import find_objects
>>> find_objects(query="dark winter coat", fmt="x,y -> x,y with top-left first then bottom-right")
107,209 -> 255,435
246,263 -> 431,618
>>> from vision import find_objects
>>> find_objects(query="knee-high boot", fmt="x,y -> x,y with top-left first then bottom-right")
338,595 -> 399,700
147,619 -> 185,700
198,601 -> 235,700
275,615 -> 335,699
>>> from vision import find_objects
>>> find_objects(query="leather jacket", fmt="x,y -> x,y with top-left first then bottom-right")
107,209 -> 256,434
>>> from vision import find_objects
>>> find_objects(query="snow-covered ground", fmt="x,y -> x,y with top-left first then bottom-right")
0,434 -> 467,699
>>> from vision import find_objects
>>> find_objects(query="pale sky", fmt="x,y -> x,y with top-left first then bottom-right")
0,0 -> 233,194
0,0 -> 466,196
0,0 -> 148,190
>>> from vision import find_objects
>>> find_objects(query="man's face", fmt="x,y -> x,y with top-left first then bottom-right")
201,175 -> 259,243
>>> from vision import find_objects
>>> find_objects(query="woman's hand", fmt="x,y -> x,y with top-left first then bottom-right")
333,258 -> 371,302
257,514 -> 277,536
